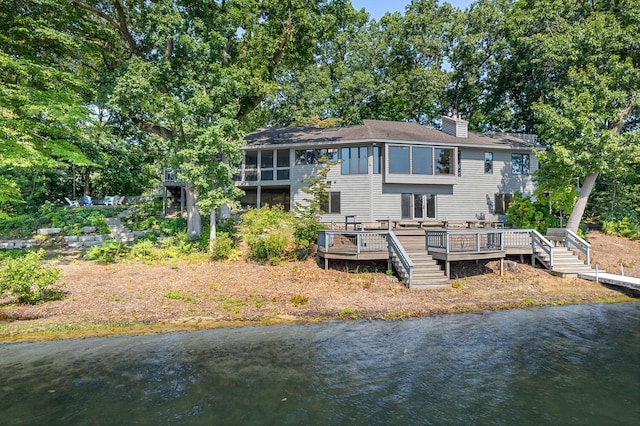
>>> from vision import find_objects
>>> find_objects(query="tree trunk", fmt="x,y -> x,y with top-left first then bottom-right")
565,171 -> 599,233
209,209 -> 217,255
186,184 -> 201,237
83,168 -> 91,195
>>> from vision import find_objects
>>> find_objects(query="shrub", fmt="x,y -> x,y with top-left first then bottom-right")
243,206 -> 295,263
84,241 -> 130,263
602,216 -> 640,239
0,250 -> 63,304
249,231 -> 290,263
210,232 -> 241,261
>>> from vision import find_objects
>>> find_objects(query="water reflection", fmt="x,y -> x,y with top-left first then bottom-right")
1,303 -> 638,425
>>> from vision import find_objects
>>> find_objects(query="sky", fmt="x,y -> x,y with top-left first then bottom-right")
351,0 -> 474,20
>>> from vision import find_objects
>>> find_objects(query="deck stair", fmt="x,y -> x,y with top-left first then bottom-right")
535,246 -> 594,277
393,231 -> 449,289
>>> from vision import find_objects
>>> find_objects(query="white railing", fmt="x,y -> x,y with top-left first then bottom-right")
531,230 -> 554,268
566,229 -> 591,265
425,229 -> 533,253
317,230 -> 388,254
387,231 -> 413,285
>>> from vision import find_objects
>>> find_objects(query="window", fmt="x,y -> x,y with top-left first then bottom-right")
458,149 -> 462,177
261,170 -> 273,181
295,148 -> 338,165
341,146 -> 368,174
245,151 -> 258,168
261,151 -> 273,169
435,148 -> 454,175
402,193 -> 436,219
276,149 -> 290,180
412,147 -> 433,174
389,146 -> 410,173
414,194 -> 424,219
401,193 -> 411,219
512,153 -> 530,175
389,145 -> 455,176
495,193 -> 514,214
321,192 -> 341,214
484,152 -> 493,174
277,149 -> 290,167
373,146 -> 381,174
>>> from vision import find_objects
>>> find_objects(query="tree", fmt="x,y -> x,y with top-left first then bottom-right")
0,0 -> 99,211
69,0 -> 347,247
516,0 -> 640,232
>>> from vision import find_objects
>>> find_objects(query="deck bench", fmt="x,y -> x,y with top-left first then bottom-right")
545,228 -> 566,246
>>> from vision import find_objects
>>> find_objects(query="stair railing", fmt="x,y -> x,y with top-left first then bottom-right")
531,230 -> 554,269
387,230 -> 414,286
565,229 -> 591,265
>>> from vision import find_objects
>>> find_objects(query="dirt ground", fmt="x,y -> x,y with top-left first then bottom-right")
0,230 -> 638,342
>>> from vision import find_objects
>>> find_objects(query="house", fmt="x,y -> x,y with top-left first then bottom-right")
237,116 -> 539,226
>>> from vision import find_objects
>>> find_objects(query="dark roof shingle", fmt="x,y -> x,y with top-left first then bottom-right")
244,120 -> 536,149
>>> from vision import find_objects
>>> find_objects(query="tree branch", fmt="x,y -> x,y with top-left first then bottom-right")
235,12 -> 293,121
131,117 -> 173,139
68,0 -> 142,57
612,101 -> 635,133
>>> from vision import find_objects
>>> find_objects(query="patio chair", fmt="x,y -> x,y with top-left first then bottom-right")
80,195 -> 93,206
115,195 -> 125,205
65,197 -> 80,207
110,195 -> 120,206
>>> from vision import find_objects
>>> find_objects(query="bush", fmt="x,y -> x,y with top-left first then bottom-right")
602,216 -> 640,239
210,232 -> 241,261
84,241 -> 130,263
242,206 -> 295,263
248,230 -> 290,263
505,193 -> 559,233
0,250 -> 63,304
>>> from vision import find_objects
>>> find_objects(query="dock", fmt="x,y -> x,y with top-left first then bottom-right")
578,272 -> 640,291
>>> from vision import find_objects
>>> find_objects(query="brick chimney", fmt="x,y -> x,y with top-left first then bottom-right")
441,115 -> 468,138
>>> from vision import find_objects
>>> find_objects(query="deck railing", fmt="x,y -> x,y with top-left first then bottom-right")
531,230 -> 554,268
317,230 -> 388,254
387,231 -> 413,285
566,229 -> 591,265
425,229 -> 533,253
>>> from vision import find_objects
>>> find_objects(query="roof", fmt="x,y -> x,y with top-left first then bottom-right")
244,119 -> 537,150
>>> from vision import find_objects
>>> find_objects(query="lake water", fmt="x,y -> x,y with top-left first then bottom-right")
1,303 -> 638,425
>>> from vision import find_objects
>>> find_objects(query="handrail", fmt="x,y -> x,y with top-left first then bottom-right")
565,229 -> 591,265
531,229 -> 554,268
387,230 -> 414,285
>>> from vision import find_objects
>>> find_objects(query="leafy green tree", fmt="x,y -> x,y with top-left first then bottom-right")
293,159 -> 335,248
70,0 -> 347,251
0,0 -> 99,211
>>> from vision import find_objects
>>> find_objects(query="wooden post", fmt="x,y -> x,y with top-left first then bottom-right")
500,258 -> 504,276
445,261 -> 450,278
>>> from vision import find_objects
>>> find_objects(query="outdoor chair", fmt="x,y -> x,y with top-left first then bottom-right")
80,195 -> 93,206
110,195 -> 120,206
65,197 -> 80,207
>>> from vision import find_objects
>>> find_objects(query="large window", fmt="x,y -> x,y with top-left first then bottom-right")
238,149 -> 290,182
511,153 -> 530,175
389,145 -> 455,176
295,148 -> 338,165
389,146 -> 410,173
341,146 -> 368,174
435,148 -> 453,175
484,152 -> 493,174
412,147 -> 433,174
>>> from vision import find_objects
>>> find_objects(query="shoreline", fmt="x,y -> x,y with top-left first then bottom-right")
2,298 -> 637,343
2,230 -> 639,343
